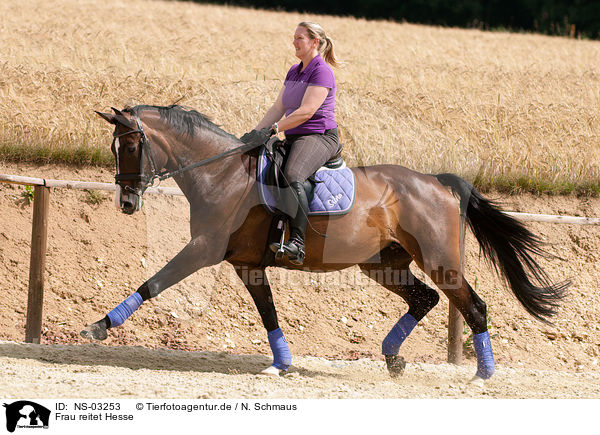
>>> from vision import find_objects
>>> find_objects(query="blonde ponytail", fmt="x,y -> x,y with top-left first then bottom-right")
322,35 -> 339,68
298,21 -> 340,68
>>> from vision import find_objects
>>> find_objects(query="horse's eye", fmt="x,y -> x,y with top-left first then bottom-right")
127,146 -> 136,153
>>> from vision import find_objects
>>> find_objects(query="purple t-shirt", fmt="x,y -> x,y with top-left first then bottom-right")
282,54 -> 337,135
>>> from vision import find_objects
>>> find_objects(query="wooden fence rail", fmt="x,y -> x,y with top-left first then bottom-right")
2,173 -> 599,362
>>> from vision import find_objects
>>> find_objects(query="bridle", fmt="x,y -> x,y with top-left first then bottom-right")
113,113 -> 161,196
113,111 -> 270,197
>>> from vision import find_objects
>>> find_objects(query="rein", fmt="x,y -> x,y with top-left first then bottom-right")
156,139 -> 266,182
115,113 -> 270,193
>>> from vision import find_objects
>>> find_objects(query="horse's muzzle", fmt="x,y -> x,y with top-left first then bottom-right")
121,200 -> 138,215
115,185 -> 142,214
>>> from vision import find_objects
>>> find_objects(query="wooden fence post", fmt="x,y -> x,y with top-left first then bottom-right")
447,213 -> 466,364
447,304 -> 463,364
25,185 -> 50,344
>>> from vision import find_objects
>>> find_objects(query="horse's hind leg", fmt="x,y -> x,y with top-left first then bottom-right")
399,185 -> 495,381
359,246 -> 440,377
233,266 -> 291,376
420,233 -> 494,380
438,277 -> 494,381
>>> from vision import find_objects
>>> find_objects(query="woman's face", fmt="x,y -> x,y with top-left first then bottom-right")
293,26 -> 317,60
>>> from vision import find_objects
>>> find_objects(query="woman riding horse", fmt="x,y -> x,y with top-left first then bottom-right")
241,21 -> 341,266
85,103 -> 568,380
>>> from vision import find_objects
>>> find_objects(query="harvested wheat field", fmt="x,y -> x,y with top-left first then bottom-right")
1,0 -> 600,407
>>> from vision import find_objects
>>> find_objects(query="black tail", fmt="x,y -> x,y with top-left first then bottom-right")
436,173 -> 570,324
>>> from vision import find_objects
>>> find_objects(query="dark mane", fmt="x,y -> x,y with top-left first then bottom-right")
125,105 -> 238,141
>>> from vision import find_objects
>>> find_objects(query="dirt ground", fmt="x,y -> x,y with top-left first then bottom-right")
1,341 -> 599,399
1,162 -> 600,398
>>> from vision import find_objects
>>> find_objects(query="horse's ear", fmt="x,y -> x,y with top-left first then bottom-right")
94,108 -> 134,129
95,111 -> 116,124
110,107 -> 136,129
111,107 -> 125,117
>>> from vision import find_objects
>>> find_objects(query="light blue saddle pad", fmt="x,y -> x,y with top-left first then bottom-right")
257,147 -> 356,216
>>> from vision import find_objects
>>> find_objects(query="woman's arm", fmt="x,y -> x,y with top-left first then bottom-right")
275,85 -> 329,133
254,86 -> 286,130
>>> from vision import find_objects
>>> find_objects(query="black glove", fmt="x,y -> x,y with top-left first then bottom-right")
264,136 -> 280,157
240,127 -> 274,147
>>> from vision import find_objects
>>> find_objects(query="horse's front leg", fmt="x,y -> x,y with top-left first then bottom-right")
81,234 -> 227,340
234,266 -> 291,376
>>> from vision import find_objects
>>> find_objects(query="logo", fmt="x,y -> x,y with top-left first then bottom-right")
327,193 -> 343,207
3,401 -> 50,433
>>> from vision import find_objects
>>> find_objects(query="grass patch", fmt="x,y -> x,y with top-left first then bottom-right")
0,143 -> 113,167
474,174 -> 600,196
20,186 -> 35,205
84,189 -> 108,206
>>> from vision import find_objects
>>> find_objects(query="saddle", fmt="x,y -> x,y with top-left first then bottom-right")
257,138 -> 356,216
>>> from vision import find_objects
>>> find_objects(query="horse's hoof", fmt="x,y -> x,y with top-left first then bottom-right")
80,320 -> 108,341
385,355 -> 406,378
468,376 -> 485,387
260,365 -> 283,377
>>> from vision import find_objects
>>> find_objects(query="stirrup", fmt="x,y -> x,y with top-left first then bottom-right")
270,240 -> 305,265
284,239 -> 305,265
269,241 -> 284,257
271,219 -> 287,260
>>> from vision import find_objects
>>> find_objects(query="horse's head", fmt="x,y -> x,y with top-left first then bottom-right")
95,107 -> 156,214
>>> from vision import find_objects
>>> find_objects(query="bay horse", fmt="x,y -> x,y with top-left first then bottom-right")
82,104 -> 569,381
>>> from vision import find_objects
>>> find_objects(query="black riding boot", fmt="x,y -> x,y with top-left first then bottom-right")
271,180 -> 310,265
